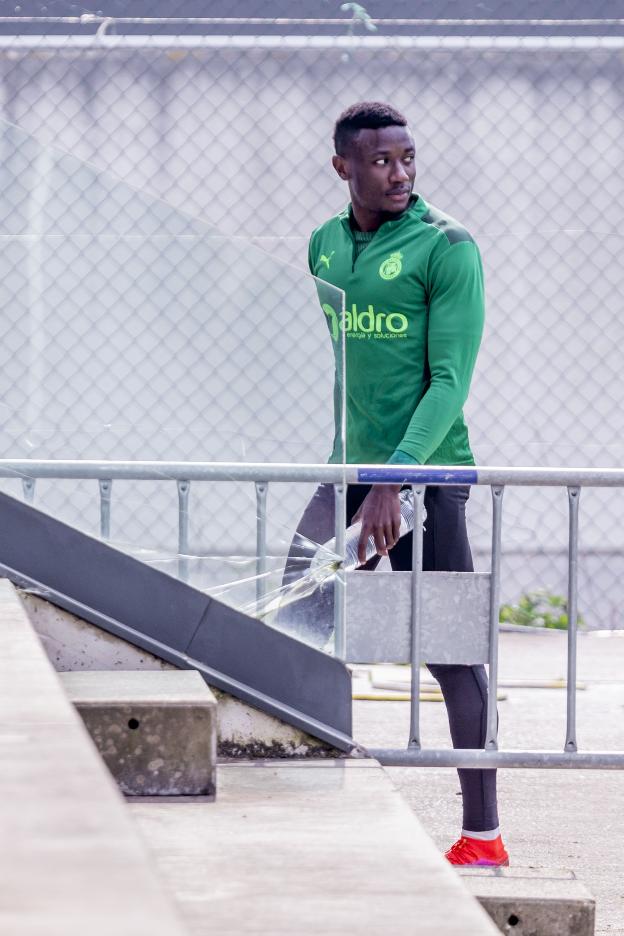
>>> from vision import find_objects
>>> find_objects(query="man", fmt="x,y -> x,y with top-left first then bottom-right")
283,102 -> 507,866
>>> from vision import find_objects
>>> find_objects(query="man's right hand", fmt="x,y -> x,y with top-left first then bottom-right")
351,484 -> 402,565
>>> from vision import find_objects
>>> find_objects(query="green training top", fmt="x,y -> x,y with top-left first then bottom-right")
308,194 -> 485,466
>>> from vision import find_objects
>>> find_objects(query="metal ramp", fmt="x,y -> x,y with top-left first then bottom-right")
0,490 -> 354,752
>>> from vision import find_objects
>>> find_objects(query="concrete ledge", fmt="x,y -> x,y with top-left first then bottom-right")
459,866 -> 595,936
60,670 -> 217,796
22,590 -> 339,758
131,760 -> 501,935
0,578 -> 189,936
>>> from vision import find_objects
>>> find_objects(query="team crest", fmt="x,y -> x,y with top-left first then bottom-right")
379,251 -> 403,280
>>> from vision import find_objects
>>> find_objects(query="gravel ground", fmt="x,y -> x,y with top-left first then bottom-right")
353,631 -> 624,935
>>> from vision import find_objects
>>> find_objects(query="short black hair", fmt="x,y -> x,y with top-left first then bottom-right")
333,102 -> 408,156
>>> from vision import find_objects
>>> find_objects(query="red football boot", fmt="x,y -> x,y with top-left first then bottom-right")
445,834 -> 509,866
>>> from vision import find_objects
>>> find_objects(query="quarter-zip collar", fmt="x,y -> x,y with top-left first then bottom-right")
338,193 -> 429,239
338,195 -> 429,271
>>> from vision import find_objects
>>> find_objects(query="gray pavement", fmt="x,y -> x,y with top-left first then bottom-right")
353,630 -> 624,936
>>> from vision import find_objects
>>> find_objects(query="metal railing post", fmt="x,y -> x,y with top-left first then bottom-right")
565,486 -> 581,753
98,479 -> 112,540
177,480 -> 190,583
255,481 -> 269,605
333,482 -> 347,659
409,485 -> 426,749
486,484 -> 504,749
6,458 -> 624,770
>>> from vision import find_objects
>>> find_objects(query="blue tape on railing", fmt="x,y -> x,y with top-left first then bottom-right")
357,467 -> 479,485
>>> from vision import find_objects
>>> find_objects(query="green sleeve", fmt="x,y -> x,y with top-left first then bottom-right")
391,241 -> 484,464
307,230 -> 319,276
387,449 -> 418,465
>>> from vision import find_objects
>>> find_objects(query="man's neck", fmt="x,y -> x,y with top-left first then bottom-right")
350,204 -> 385,232
349,198 -> 413,232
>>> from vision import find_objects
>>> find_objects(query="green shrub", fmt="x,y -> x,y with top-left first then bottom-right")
499,589 -> 584,630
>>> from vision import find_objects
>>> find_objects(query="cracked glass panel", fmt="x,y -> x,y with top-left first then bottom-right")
0,118 -> 346,648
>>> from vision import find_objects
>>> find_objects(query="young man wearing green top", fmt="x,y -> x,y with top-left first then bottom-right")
282,102 -> 507,866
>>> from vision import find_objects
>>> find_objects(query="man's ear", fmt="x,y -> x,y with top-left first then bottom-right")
332,154 -> 350,181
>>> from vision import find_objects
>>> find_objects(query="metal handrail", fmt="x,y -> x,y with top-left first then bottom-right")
3,458 -> 624,484
2,458 -> 622,769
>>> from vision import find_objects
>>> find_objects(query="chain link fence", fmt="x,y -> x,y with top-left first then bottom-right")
1,10 -> 623,626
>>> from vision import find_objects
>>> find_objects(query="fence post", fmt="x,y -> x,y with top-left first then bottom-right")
255,481 -> 269,605
565,486 -> 581,753
177,480 -> 190,582
486,484 -> 504,749
99,479 -> 112,540
408,485 -> 426,749
333,482 -> 347,659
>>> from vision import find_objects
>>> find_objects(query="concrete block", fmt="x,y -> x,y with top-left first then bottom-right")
61,670 -> 217,797
459,866 -> 595,935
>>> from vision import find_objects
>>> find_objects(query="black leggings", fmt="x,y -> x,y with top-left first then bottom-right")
282,483 -> 499,833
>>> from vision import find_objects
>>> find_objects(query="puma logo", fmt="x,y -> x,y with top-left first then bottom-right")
318,251 -> 335,270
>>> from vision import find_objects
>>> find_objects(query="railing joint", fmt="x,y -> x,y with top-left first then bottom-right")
22,477 -> 36,504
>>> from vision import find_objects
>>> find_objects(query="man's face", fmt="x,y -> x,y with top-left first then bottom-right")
333,124 -> 416,216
